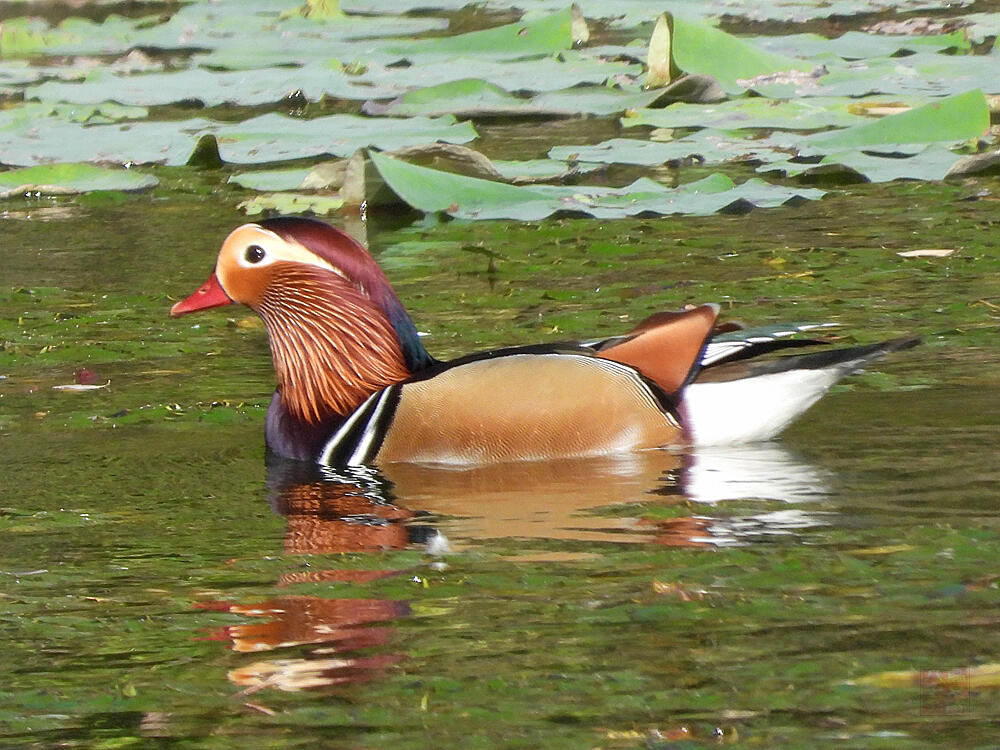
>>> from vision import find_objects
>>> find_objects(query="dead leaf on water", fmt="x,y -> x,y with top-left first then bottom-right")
897,249 -> 956,258
847,101 -> 912,117
652,581 -> 708,600
52,381 -> 110,391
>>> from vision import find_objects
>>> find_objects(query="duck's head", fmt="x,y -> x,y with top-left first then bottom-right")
171,217 -> 434,423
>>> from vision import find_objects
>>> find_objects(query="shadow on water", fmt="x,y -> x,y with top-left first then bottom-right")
210,443 -> 834,693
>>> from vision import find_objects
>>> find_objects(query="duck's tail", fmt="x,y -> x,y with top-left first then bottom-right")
680,337 -> 920,446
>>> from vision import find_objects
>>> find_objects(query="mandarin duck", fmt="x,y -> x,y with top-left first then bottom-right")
171,217 -> 917,466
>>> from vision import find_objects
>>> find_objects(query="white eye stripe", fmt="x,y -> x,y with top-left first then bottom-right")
222,224 -> 352,280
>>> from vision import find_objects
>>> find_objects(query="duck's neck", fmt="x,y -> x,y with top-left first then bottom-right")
257,266 -> 414,426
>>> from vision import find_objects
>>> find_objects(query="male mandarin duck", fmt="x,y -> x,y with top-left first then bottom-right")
171,217 -> 917,466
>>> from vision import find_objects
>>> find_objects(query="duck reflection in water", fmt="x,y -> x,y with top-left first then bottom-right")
364,441 -> 831,548
201,460 -> 415,694
207,443 -> 830,693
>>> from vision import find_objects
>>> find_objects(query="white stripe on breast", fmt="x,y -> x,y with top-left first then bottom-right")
318,390 -> 381,465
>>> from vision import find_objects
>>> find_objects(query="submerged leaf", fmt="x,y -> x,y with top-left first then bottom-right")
229,168 -> 316,191
237,192 -> 344,216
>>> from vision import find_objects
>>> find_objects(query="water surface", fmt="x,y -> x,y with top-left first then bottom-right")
1,182 -> 999,748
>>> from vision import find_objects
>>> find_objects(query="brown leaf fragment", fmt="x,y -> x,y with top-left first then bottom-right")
652,580 -> 707,601
864,17 -> 962,35
855,663 -> 1000,689
945,150 -> 1000,179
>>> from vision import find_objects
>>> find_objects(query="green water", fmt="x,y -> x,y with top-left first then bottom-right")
1,180 -> 999,749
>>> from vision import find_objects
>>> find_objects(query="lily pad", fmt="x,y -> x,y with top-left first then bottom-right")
364,78 -> 534,118
355,52 -> 642,99
0,110 -> 477,167
666,13 -> 812,94
753,54 -> 1000,99
0,163 -> 157,198
623,97 -> 868,131
369,151 -> 823,220
364,77 -> 668,118
25,64 -> 362,108
756,29 -> 972,61
214,113 -> 478,165
805,89 -> 989,148
760,144 -> 965,182
380,6 -> 587,61
553,132 -> 796,168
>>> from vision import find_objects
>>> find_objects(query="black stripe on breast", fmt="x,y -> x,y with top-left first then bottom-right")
317,386 -> 401,466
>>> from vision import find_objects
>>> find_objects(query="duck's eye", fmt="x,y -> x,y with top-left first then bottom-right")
244,245 -> 266,264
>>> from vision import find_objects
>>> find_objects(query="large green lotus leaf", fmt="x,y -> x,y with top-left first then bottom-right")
548,138 -> 723,166
623,97 -> 867,131
761,144 -> 964,182
551,132 -> 798,168
668,13 -> 811,94
364,78 -> 662,118
215,113 -> 477,164
753,53 -> 1000,99
0,116 -> 216,166
355,52 -> 641,98
0,163 -> 157,197
370,151 -> 536,215
0,15 -> 142,58
0,110 -> 476,167
381,7 -> 582,62
174,13 -> 450,70
26,63 -> 368,107
755,29 -> 972,60
805,89 -> 989,148
364,79 -> 534,117
30,53 -> 640,109
369,151 -> 823,220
